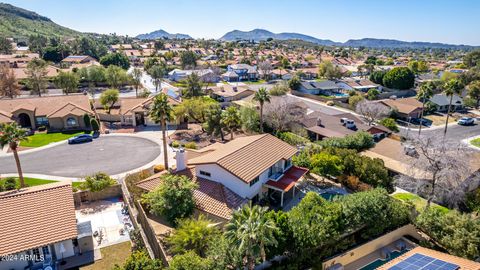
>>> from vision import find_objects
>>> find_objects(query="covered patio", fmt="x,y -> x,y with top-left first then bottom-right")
263,166 -> 309,208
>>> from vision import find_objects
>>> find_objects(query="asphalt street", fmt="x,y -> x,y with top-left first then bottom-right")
0,136 -> 160,177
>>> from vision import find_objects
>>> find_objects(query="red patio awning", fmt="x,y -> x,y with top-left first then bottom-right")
264,166 -> 309,192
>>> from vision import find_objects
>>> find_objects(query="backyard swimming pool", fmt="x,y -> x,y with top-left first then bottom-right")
359,249 -> 410,270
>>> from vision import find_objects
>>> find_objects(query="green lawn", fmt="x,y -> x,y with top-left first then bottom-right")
0,177 -> 56,189
20,131 -> 89,148
80,241 -> 131,270
393,193 -> 450,214
471,138 -> 480,148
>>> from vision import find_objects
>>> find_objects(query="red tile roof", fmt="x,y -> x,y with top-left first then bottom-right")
264,166 -> 308,192
0,182 -> 78,256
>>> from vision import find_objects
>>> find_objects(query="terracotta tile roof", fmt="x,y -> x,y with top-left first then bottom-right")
188,134 -> 298,183
264,166 -> 308,191
120,96 -> 180,115
47,102 -> 92,118
378,247 -> 480,270
210,84 -> 254,98
0,182 -> 78,256
0,94 -> 93,121
136,168 -> 247,220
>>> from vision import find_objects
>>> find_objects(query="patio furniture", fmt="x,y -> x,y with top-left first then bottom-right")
42,254 -> 52,268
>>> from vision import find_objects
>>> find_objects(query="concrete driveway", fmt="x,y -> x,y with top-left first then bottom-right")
0,135 -> 161,178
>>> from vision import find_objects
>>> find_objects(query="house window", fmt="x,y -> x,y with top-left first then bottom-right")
284,159 -> 292,169
35,116 -> 49,126
66,117 -> 77,127
42,246 -> 50,255
32,248 -> 41,262
250,176 -> 259,187
199,170 -> 211,177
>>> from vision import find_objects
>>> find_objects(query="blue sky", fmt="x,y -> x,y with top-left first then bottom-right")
3,0 -> 480,45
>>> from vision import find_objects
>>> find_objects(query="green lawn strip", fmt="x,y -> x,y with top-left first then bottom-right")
0,177 -> 56,188
20,131 -> 90,148
80,241 -> 131,270
393,193 -> 450,214
470,138 -> 480,148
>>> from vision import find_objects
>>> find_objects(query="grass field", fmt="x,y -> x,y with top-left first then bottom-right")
80,241 -> 131,270
20,131 -> 89,148
393,192 -> 450,214
0,177 -> 56,188
471,138 -> 480,148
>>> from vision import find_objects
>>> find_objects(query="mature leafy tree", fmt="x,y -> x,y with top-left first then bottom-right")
408,60 -> 429,74
366,88 -> 380,100
0,123 -> 28,188
0,35 -> 12,54
379,118 -> 399,132
310,152 -> 344,177
417,81 -> 435,135
99,52 -> 130,69
174,97 -> 217,123
382,67 -> 415,90
318,60 -> 344,80
169,251 -> 212,270
288,74 -> 301,90
319,131 -> 375,151
369,70 -> 386,85
166,215 -> 220,256
100,88 -> 119,114
43,46 -> 65,63
131,67 -> 143,97
142,174 -> 198,224
183,73 -> 203,98
78,65 -> 106,88
253,87 -> 271,132
442,78 -> 464,136
55,71 -> 79,95
28,35 -> 48,56
463,49 -> 480,68
148,64 -> 166,92
348,94 -> 364,110
416,208 -> 480,260
71,37 -> 108,59
149,93 -> 174,168
343,154 -> 393,191
105,65 -> 129,88
143,57 -> 162,71
0,65 -> 20,98
239,106 -> 260,133
113,250 -> 162,270
221,106 -> 241,140
180,51 -> 197,69
80,172 -> 116,192
226,205 -> 279,270
365,55 -> 377,65
26,58 -> 48,96
204,105 -> 225,141
467,80 -> 480,109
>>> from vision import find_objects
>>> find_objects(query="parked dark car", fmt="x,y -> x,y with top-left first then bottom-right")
458,117 -> 475,126
68,134 -> 93,144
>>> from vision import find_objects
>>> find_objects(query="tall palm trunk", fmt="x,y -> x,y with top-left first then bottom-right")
259,103 -> 264,133
418,100 -> 426,136
161,119 -> 169,169
10,142 -> 25,188
443,95 -> 453,137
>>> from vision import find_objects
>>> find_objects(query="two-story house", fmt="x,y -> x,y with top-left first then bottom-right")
136,134 -> 308,222
222,64 -> 258,82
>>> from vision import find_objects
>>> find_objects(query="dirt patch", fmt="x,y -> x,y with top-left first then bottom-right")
170,124 -> 251,148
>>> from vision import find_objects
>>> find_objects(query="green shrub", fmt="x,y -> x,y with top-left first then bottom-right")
184,142 -> 197,149
83,114 -> 91,128
318,131 -> 374,151
3,177 -> 17,190
379,118 -> 399,132
80,172 -> 116,192
277,132 -> 310,146
37,125 -> 47,132
171,141 -> 180,148
153,164 -> 165,173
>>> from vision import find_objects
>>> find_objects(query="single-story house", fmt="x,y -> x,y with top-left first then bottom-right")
270,69 -> 293,80
168,68 -> 219,82
0,53 -> 40,68
378,98 -> 423,119
338,79 -> 382,93
429,94 -> 464,112
298,80 -> 345,96
61,55 -> 97,65
209,84 -> 255,104
302,111 -> 391,140
296,67 -> 318,80
0,182 -> 94,270
0,94 -> 94,130
95,96 -> 184,127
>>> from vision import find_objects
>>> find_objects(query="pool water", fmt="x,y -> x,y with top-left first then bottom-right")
320,192 -> 341,201
360,250 -> 409,270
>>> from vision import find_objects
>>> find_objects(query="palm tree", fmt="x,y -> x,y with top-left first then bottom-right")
131,68 -> 143,97
184,73 -> 203,98
149,93 -> 174,169
417,81 -> 435,136
221,106 -> 241,140
442,78 -> 464,136
253,87 -> 271,133
148,64 -> 166,92
225,204 -> 278,270
0,123 -> 29,188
